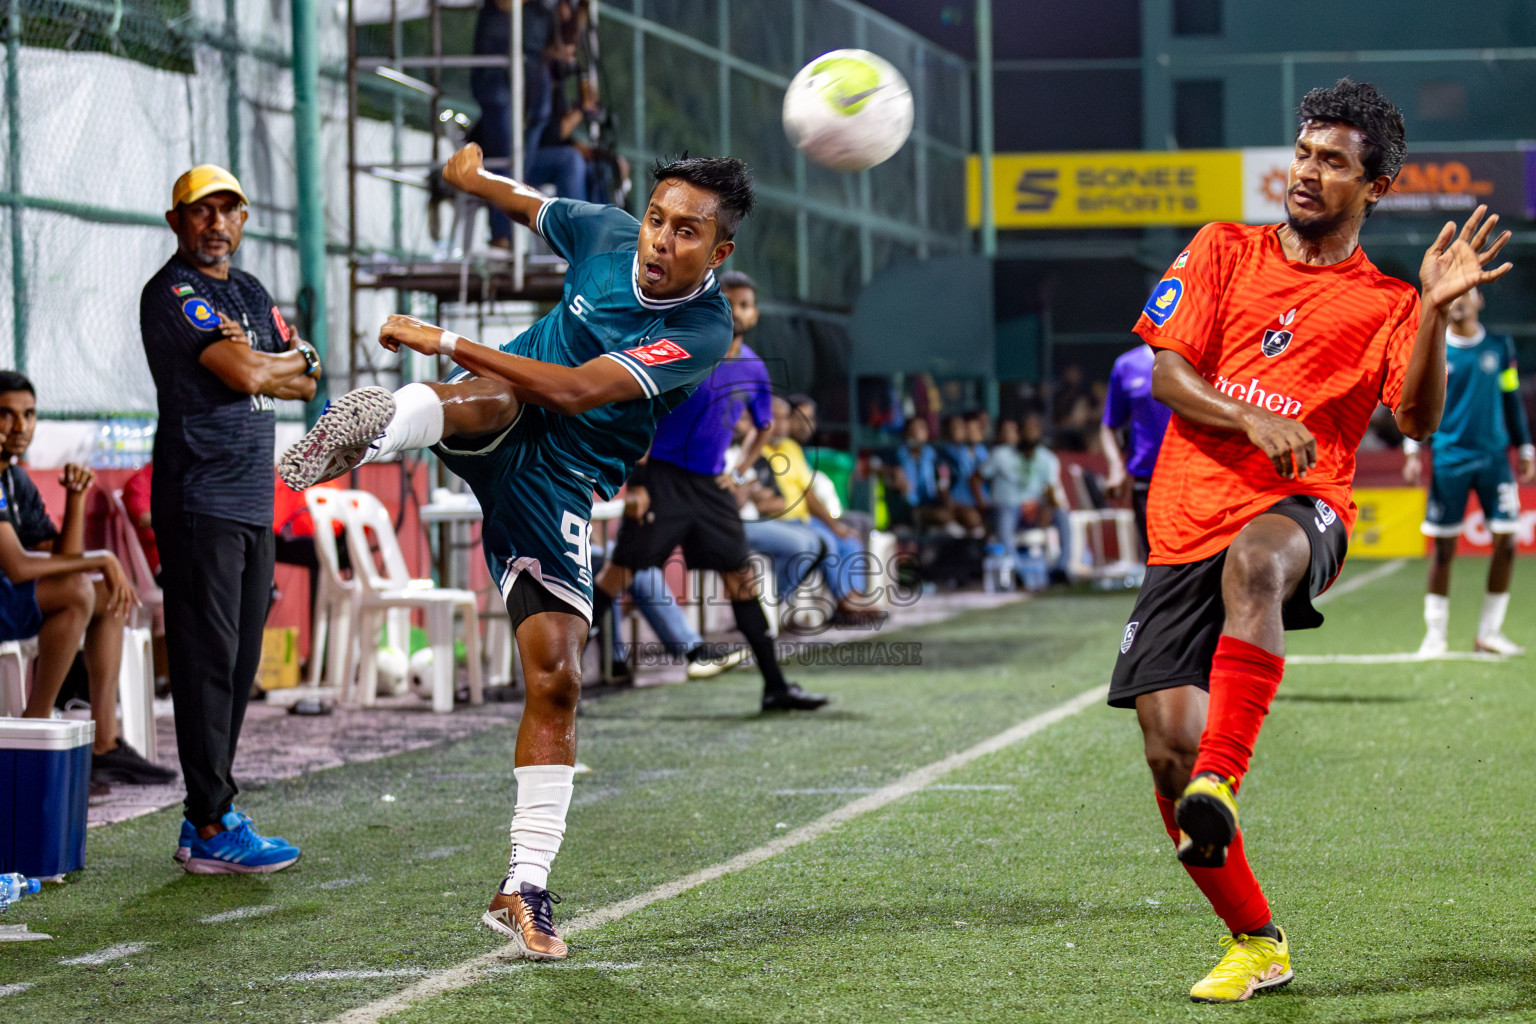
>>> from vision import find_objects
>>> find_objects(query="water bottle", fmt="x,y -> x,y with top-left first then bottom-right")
982,543 -> 1013,594
0,873 -> 41,913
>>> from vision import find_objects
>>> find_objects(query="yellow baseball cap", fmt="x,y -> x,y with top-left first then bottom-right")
171,164 -> 248,208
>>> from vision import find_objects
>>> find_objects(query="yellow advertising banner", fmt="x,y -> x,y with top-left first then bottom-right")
967,150 -> 1245,229
1348,488 -> 1427,560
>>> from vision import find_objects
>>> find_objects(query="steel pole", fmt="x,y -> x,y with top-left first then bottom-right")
976,0 -> 995,258
292,0 -> 329,423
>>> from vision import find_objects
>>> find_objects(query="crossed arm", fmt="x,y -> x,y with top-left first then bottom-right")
198,313 -> 319,401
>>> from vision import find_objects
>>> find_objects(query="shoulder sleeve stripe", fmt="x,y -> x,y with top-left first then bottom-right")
533,198 -> 554,239
602,351 -> 659,398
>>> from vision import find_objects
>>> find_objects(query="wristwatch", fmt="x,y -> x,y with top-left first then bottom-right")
298,342 -> 321,377
730,468 -> 752,486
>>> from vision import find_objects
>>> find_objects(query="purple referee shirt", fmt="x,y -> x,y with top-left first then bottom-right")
1102,343 -> 1172,480
648,341 -> 774,476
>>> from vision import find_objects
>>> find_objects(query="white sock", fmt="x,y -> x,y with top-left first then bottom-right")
1478,591 -> 1511,640
500,764 -> 575,893
362,383 -> 444,463
1424,593 -> 1450,637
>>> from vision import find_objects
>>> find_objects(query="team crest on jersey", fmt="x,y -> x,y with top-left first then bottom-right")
628,338 -> 691,366
1120,621 -> 1139,654
1481,351 -> 1499,374
1261,329 -> 1293,357
181,297 -> 219,330
1142,279 -> 1182,327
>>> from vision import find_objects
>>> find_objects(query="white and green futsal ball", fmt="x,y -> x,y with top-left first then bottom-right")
782,49 -> 914,172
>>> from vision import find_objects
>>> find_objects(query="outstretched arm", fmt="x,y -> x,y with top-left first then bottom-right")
1402,205 -> 1513,440
441,143 -> 549,230
378,315 -> 644,415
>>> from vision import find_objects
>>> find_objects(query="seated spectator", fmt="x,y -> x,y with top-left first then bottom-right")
1016,414 -> 1073,581
887,416 -> 945,530
606,565 -> 748,684
758,396 -> 884,626
0,373 -> 164,785
121,460 -> 159,578
940,412 -> 988,536
978,417 -> 1025,550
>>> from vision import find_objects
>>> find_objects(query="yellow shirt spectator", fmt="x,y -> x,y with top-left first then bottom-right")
760,437 -> 815,521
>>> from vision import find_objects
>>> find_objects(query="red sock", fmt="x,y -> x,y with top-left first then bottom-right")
1190,635 -> 1284,788
1156,793 -> 1271,935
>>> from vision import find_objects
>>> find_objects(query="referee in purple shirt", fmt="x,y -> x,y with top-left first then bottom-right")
591,271 -> 827,712
1100,342 -> 1173,560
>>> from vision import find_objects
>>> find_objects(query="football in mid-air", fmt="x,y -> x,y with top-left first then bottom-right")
782,49 -> 914,172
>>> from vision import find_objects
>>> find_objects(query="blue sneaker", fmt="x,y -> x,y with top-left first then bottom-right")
175,813 -> 291,864
182,811 -> 300,874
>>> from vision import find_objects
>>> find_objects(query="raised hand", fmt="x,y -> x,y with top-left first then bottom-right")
59,463 -> 94,494
442,143 -> 487,196
378,314 -> 446,356
1420,204 -> 1513,311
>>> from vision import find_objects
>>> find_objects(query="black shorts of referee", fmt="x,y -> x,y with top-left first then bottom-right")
610,458 -> 750,573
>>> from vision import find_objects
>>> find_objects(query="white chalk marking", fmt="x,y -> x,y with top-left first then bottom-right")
60,942 -> 149,965
1288,651 -> 1504,665
0,983 -> 35,997
1314,558 -> 1405,607
317,877 -> 368,891
284,970 -> 433,982
478,961 -> 641,973
200,905 -> 277,924
322,685 -> 1107,1024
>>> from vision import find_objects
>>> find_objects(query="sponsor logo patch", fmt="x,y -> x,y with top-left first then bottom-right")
1261,329 -> 1293,357
627,338 -> 691,367
1120,621 -> 1140,654
1173,250 -> 1190,269
1141,278 -> 1183,327
271,305 -> 293,343
181,297 -> 220,331
1314,498 -> 1337,533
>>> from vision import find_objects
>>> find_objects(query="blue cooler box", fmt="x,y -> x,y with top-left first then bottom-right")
0,718 -> 94,877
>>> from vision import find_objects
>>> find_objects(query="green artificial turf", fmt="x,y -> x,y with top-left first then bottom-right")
5,558 -> 1535,1023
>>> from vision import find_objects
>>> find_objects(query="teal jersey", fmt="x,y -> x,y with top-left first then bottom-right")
1433,327 -> 1519,458
504,198 -> 734,498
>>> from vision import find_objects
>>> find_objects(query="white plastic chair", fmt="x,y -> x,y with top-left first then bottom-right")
0,639 -> 27,716
340,490 -> 483,713
302,488 -> 357,700
116,625 -> 156,760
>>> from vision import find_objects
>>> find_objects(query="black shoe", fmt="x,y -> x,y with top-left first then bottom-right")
761,683 -> 830,712
91,740 -> 177,785
89,779 -> 112,798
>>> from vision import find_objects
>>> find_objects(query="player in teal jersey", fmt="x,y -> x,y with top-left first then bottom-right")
1403,285 -> 1535,656
279,142 -> 753,959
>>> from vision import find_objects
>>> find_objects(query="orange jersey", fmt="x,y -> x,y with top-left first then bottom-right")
1133,222 -> 1421,564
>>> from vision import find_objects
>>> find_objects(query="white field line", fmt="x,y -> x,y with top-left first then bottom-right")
322,684 -> 1107,1024
284,970 -> 434,982
59,942 -> 149,966
1289,651 -> 1504,665
0,983 -> 35,997
200,905 -> 278,924
1314,558 -> 1406,607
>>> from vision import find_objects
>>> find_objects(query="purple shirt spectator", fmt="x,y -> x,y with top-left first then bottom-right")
1102,343 -> 1172,480
648,342 -> 773,476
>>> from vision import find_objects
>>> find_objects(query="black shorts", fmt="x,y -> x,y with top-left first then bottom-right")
504,571 -> 586,631
1107,495 -> 1348,709
610,458 -> 751,573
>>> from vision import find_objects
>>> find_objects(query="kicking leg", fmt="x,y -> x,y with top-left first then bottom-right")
483,599 -> 583,961
1175,514 -> 1307,868
279,377 -> 521,489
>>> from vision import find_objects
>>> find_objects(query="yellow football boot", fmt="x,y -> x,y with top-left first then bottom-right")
1175,773 -> 1239,868
1189,929 -> 1293,1003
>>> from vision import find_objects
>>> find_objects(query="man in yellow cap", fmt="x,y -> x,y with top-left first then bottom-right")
140,164 -> 321,874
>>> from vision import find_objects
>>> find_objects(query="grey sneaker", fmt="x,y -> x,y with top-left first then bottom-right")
278,387 -> 396,489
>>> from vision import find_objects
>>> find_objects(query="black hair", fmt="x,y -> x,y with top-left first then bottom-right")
718,269 -> 757,293
649,155 -> 755,240
0,370 -> 35,397
1296,78 -> 1406,214
787,393 -> 815,410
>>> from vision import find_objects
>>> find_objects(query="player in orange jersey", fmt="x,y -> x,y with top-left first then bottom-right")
1108,79 -> 1512,1003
